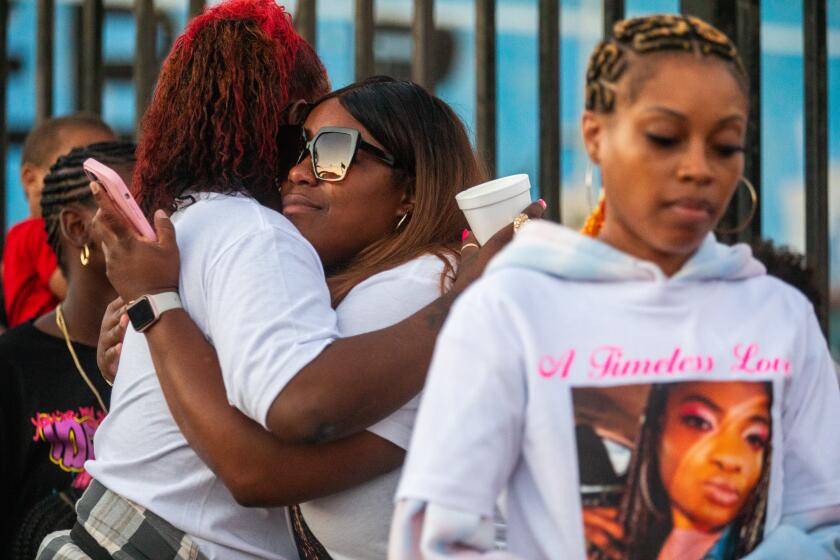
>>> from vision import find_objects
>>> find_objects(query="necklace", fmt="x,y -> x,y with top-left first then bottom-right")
55,304 -> 109,413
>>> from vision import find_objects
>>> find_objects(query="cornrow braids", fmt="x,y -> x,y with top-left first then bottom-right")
585,14 -> 746,114
41,141 -> 136,270
580,14 -> 748,236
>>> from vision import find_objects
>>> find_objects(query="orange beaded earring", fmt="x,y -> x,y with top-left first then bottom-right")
581,163 -> 606,237
581,195 -> 606,237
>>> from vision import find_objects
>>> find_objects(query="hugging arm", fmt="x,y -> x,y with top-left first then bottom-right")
93,197 -> 403,505
265,290 -> 457,444
265,206 -> 544,444
142,310 -> 404,506
92,184 -> 546,448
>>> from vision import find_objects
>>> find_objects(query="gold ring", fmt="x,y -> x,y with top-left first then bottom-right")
513,213 -> 530,233
460,243 -> 480,252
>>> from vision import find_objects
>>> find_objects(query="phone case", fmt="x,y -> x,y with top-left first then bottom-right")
83,158 -> 157,241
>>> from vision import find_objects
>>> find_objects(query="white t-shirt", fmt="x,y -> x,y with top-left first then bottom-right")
88,193 -> 339,560
394,222 -> 840,559
300,255 -> 448,560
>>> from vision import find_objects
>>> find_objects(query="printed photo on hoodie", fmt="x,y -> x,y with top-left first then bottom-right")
574,381 -> 771,560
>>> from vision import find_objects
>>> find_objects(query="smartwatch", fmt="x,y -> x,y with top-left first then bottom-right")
126,292 -> 182,333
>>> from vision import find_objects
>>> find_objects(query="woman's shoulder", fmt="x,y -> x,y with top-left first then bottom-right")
467,265 -> 556,302
0,321 -> 55,353
172,193 -> 311,255
0,321 -> 62,381
393,253 -> 453,278
354,254 -> 452,289
175,193 -> 288,228
336,254 -> 454,335
738,273 -> 818,318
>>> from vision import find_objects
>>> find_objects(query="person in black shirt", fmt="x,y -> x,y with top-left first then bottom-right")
0,141 -> 135,558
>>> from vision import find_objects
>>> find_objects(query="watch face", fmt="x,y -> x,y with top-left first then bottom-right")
127,298 -> 156,331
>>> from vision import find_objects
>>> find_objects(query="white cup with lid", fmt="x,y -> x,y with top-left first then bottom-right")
456,174 -> 532,245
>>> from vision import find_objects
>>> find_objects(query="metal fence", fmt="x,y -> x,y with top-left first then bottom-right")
0,0 -> 832,336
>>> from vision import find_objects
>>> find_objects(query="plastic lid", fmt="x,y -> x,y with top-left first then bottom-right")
455,174 -> 531,210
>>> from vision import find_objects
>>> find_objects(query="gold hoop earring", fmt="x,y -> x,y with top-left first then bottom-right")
395,213 -> 409,231
80,244 -> 90,266
716,177 -> 758,235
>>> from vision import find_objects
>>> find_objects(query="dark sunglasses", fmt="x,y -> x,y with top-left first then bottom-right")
284,125 -> 397,182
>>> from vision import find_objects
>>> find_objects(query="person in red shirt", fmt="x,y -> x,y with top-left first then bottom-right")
2,114 -> 116,327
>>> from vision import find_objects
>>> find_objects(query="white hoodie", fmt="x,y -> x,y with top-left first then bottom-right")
390,220 -> 840,560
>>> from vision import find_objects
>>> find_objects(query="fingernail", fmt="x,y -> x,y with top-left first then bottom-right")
461,228 -> 470,242
90,182 -> 100,195
537,198 -> 547,209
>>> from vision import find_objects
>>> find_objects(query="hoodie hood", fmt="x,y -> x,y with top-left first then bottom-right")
486,220 -> 766,283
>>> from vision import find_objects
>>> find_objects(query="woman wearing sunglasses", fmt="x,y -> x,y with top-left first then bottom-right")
92,77 -> 499,559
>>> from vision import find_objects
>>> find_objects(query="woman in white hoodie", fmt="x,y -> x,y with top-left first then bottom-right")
391,14 -> 840,560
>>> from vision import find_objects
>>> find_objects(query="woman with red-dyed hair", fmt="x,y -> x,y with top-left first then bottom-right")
39,2 -> 333,558
134,0 -> 329,216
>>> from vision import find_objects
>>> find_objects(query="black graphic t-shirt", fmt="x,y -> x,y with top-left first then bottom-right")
0,320 -> 110,549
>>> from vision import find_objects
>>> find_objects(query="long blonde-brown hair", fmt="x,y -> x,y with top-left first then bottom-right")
304,77 -> 486,306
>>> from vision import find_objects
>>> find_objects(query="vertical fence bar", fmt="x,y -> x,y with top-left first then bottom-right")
735,0 -> 761,243
804,0 -> 829,334
538,0 -> 560,221
354,0 -> 374,80
412,0 -> 434,91
679,0 -> 712,21
134,0 -> 156,131
475,0 -> 496,176
36,0 -> 55,123
80,0 -> 103,114
602,0 -> 624,37
296,0 -> 317,47
188,0 -> 205,20
0,0 -> 7,238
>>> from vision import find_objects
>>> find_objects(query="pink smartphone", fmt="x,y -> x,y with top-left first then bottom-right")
83,158 -> 157,241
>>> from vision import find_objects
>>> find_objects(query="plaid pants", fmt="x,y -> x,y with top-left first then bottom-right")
37,479 -> 206,560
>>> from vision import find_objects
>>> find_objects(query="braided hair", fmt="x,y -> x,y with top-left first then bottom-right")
581,14 -> 748,236
40,141 -> 136,271
618,383 -> 772,559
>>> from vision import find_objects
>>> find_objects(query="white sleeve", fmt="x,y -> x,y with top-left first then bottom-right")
336,257 -> 444,336
393,286 -> 526,554
389,499 -> 522,560
781,310 -> 840,515
336,256 -> 446,449
204,227 -> 338,428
